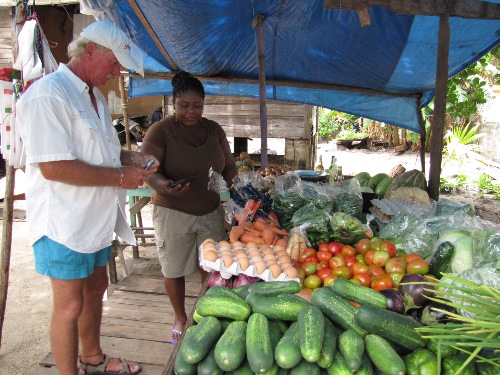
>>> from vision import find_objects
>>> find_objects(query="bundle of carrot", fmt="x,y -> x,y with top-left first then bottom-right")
228,217 -> 288,247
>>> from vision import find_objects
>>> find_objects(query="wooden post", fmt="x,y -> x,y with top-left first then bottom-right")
428,14 -> 450,200
417,97 -> 426,175
119,75 -> 131,151
253,14 -> 268,169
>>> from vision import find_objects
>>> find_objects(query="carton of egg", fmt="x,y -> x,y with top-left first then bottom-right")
199,238 -> 299,282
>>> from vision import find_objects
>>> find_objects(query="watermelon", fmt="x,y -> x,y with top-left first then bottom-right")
374,177 -> 393,198
353,172 -> 371,187
368,173 -> 389,190
384,169 -> 427,198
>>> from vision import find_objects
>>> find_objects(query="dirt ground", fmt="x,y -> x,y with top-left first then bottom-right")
0,145 -> 499,375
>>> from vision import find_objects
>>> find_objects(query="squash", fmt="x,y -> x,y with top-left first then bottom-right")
386,187 -> 431,206
384,169 -> 427,198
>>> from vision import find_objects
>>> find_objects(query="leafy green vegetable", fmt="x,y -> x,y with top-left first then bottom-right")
451,236 -> 474,274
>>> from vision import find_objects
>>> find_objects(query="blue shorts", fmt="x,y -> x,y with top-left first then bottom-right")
33,236 -> 112,280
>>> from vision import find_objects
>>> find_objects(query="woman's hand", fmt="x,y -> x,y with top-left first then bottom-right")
131,152 -> 160,172
163,180 -> 191,196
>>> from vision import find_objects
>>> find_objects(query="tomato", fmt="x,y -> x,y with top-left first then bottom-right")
317,250 -> 333,262
372,250 -> 390,267
341,245 -> 356,257
405,253 -> 423,263
350,277 -> 363,286
369,237 -> 383,251
353,273 -> 371,287
318,243 -> 329,253
328,242 -> 343,256
364,250 -> 375,265
385,257 -> 406,274
379,240 -> 397,258
352,262 -> 369,276
406,258 -> 429,275
328,255 -> 346,269
316,267 -> 332,282
344,256 -> 357,269
296,267 -> 305,280
316,260 -> 330,271
301,262 -> 317,276
355,239 -> 372,255
323,275 -> 337,287
332,266 -> 352,279
371,274 -> 394,291
304,275 -> 322,290
388,271 -> 405,287
303,255 -> 319,264
355,254 -> 366,265
367,264 -> 385,279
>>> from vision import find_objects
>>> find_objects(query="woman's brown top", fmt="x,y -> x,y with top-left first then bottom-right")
143,115 -> 227,215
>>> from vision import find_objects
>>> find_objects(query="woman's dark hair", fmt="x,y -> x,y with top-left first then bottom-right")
172,71 -> 205,102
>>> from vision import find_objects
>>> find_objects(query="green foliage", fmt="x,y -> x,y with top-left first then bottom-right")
475,174 -> 500,200
318,108 -> 360,140
443,123 -> 484,166
439,174 -> 469,193
336,129 -> 368,140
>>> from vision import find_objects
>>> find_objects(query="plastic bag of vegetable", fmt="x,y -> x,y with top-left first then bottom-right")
329,212 -> 372,245
291,203 -> 332,233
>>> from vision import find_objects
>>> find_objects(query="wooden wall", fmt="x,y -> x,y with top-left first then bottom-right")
0,7 -> 13,67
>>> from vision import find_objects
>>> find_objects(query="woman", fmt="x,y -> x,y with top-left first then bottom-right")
141,71 -> 237,344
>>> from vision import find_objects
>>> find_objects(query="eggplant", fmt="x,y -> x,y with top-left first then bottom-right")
398,274 -> 435,313
421,299 -> 458,325
379,288 -> 405,314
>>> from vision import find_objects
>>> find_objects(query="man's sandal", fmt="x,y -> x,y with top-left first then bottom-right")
78,353 -> 142,375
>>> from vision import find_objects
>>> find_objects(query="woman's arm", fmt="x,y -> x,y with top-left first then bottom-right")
219,133 -> 237,187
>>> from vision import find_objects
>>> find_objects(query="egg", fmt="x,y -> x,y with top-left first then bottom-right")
221,254 -> 234,268
284,266 -> 298,279
220,249 -> 233,257
278,254 -> 291,264
204,250 -> 218,262
232,241 -> 244,250
202,238 -> 216,247
274,244 -> 286,252
280,261 -> 292,270
263,253 -> 276,262
254,260 -> 266,275
248,249 -> 261,258
203,242 -> 217,253
275,249 -> 288,258
265,257 -> 277,266
251,254 -> 263,264
260,245 -> 272,254
238,257 -> 250,271
246,243 -> 258,252
269,263 -> 283,278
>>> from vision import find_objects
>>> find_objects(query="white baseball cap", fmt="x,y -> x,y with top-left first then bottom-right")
80,19 -> 144,76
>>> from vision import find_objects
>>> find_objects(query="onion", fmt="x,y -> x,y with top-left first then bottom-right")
398,274 -> 435,313
379,288 -> 405,314
232,274 -> 260,288
207,271 -> 232,289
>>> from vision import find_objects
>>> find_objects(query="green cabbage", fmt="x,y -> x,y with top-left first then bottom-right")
438,230 -> 473,273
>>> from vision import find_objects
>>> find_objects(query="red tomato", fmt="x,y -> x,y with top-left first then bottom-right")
371,274 -> 394,291
350,277 -> 363,286
369,237 -> 383,251
303,255 -> 319,264
341,245 -> 356,257
407,258 -> 429,274
329,255 -> 346,269
355,254 -> 366,265
388,271 -> 405,287
405,253 -> 423,263
353,273 -> 371,287
328,242 -> 343,256
316,267 -> 333,282
344,256 -> 357,269
385,257 -> 406,274
352,262 -> 369,276
316,260 -> 330,271
364,250 -> 375,265
317,250 -> 333,262
296,267 -> 305,280
355,239 -> 372,255
379,240 -> 397,258
318,243 -> 329,252
301,262 -> 317,276
304,275 -> 322,290
368,264 -> 385,279
323,275 -> 337,287
332,266 -> 352,279
372,250 -> 390,267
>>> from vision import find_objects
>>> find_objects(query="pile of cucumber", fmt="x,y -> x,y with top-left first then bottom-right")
174,280 -> 429,375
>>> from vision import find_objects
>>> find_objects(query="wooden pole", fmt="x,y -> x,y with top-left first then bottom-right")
119,76 -> 132,151
253,14 -> 268,169
428,14 -> 450,200
417,97 -> 426,175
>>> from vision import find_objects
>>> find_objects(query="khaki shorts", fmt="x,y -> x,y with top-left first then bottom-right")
153,205 -> 226,278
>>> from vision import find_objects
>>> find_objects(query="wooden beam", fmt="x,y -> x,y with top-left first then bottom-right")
324,0 -> 500,20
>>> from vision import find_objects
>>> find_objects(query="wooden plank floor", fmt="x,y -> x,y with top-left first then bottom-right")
30,267 -> 203,375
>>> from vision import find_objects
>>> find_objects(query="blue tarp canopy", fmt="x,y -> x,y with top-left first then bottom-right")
81,0 -> 500,133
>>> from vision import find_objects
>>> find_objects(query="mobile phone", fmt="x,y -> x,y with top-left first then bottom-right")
170,172 -> 199,188
144,159 -> 155,170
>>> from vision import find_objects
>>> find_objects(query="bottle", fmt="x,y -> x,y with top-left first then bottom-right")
336,165 -> 343,182
328,156 -> 337,184
315,155 -> 324,172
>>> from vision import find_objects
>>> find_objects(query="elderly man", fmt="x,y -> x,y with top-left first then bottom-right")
16,20 -> 157,375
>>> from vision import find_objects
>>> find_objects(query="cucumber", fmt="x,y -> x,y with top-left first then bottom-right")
247,280 -> 301,297
246,293 -> 309,321
274,322 -> 302,369
261,362 -> 280,375
290,359 -> 322,375
368,173 -> 390,190
272,319 -> 289,335
205,285 -> 245,301
174,326 -> 197,374
226,360 -> 254,375
338,329 -> 364,372
356,353 -> 374,375
354,304 -> 426,351
246,313 -> 274,373
197,346 -> 223,375
193,308 -> 202,323
214,320 -> 247,371
311,287 -> 367,337
331,278 -> 387,309
196,295 -> 251,321
326,351 -> 352,375
316,316 -> 338,369
180,316 -> 222,364
232,285 -> 252,299
268,319 -> 284,348
428,241 -> 454,278
364,334 -> 405,375
298,305 -> 324,362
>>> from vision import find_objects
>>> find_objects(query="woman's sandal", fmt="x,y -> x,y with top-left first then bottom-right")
78,353 -> 142,375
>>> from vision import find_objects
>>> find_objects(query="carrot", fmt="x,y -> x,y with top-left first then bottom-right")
244,226 -> 263,237
262,228 -> 275,245
272,236 -> 279,246
229,226 -> 245,243
268,226 -> 288,237
253,219 -> 269,232
240,233 -> 265,245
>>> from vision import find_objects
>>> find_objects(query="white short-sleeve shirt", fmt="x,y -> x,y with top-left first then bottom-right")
16,64 -> 136,253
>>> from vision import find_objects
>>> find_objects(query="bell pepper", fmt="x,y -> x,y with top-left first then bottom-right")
404,348 -> 438,375
442,355 -> 478,375
426,338 -> 456,358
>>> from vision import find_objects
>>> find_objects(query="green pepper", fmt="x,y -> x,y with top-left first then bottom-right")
426,338 -> 456,358
404,348 -> 438,375
442,355 -> 478,375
